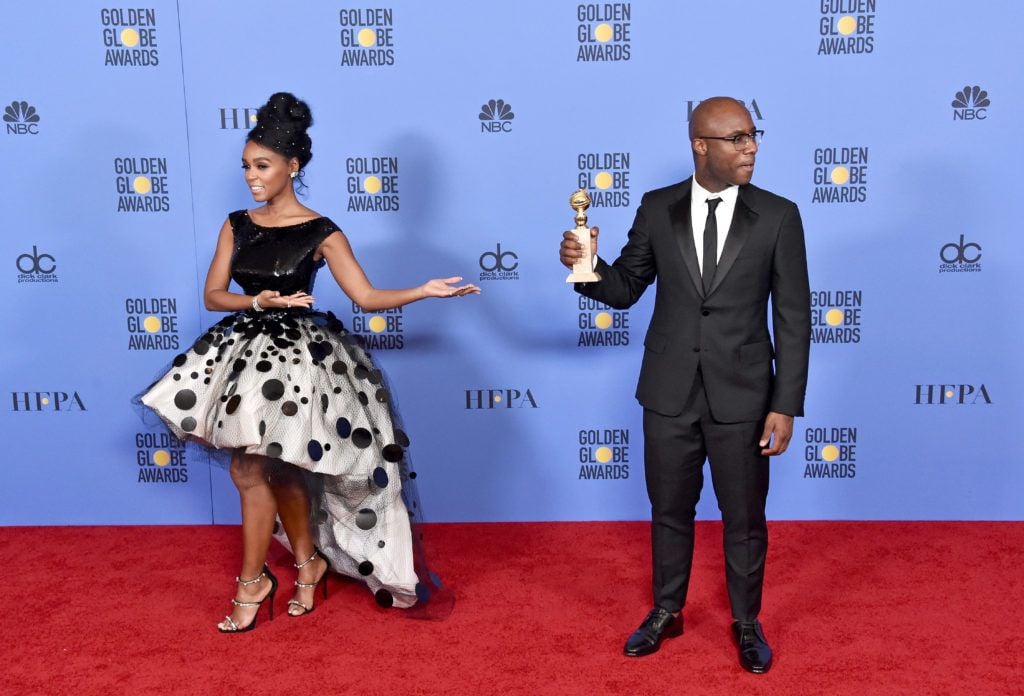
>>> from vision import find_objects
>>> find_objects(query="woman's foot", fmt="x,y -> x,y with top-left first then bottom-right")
288,550 -> 329,617
217,567 -> 277,632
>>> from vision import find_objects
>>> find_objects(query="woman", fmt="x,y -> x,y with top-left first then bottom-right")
141,92 -> 477,632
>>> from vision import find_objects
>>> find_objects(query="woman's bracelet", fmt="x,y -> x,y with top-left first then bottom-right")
251,295 -> 264,312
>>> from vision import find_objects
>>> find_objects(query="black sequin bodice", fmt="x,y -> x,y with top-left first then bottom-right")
229,210 -> 339,296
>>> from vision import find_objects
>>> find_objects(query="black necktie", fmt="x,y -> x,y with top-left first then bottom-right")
702,197 -> 722,294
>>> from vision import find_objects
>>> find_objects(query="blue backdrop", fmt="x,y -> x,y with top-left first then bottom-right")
2,1 -> 1020,524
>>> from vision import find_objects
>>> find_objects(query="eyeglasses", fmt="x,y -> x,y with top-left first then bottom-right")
696,130 -> 764,151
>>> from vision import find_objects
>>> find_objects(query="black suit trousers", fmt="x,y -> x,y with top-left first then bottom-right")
644,368 -> 769,622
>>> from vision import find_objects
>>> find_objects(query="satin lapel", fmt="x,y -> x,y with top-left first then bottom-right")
668,181 -> 703,296
708,189 -> 759,296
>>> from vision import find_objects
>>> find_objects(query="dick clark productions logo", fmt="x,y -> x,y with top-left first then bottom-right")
478,244 -> 519,282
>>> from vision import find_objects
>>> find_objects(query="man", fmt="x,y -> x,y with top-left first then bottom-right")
559,97 -> 810,673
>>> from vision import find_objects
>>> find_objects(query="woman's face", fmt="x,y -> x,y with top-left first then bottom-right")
241,141 -> 298,203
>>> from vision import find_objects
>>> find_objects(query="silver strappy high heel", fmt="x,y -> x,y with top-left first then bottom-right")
288,549 -> 328,617
218,565 -> 278,633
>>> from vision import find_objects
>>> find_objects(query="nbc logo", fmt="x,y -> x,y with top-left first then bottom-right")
4,101 -> 40,135
952,85 -> 990,121
479,99 -> 515,133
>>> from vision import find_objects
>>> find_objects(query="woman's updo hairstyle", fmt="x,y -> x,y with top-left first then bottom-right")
246,92 -> 313,171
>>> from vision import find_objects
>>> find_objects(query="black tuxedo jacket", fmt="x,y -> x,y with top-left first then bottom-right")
577,178 -> 811,423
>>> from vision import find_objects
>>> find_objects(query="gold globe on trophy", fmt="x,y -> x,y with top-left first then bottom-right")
566,188 -> 601,283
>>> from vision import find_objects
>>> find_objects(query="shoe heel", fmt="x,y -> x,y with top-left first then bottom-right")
264,565 -> 279,622
316,546 -> 329,600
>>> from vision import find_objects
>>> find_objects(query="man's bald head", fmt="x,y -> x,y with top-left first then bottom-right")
688,97 -> 748,140
688,97 -> 759,192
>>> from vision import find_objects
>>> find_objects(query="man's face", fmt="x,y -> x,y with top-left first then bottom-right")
693,103 -> 758,192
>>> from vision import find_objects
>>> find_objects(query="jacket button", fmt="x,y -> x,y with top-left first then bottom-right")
701,309 -> 710,316
692,347 -> 700,353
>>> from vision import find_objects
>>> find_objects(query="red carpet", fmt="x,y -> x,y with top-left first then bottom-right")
0,522 -> 1020,695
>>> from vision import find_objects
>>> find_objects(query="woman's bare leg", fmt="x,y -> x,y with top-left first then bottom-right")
217,452 -> 277,631
269,464 -> 328,615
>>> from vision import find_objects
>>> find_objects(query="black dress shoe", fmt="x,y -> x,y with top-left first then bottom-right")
623,608 -> 683,657
732,620 -> 773,674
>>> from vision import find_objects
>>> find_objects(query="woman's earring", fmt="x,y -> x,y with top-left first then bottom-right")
290,171 -> 298,179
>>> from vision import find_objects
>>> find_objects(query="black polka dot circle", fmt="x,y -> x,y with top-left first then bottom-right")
174,389 -> 196,410
352,428 -> 372,449
262,379 -> 284,401
355,508 -> 377,530
381,444 -> 403,463
307,440 -> 323,461
336,418 -> 352,438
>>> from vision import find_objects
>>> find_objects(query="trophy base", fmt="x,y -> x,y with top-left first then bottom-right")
566,271 -> 601,283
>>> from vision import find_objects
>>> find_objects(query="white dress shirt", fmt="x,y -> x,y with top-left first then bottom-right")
690,177 -> 738,273
590,177 -> 739,273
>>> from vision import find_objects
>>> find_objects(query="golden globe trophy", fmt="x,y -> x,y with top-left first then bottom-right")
566,188 -> 601,283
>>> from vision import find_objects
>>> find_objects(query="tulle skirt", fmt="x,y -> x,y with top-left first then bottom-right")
140,307 -> 442,610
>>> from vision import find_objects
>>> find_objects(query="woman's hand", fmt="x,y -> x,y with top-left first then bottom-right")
420,276 -> 481,299
256,290 -> 316,309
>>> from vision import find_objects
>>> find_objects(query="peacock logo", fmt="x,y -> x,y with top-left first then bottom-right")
952,85 -> 990,121
952,85 -> 990,109
4,101 -> 40,135
479,99 -> 515,133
